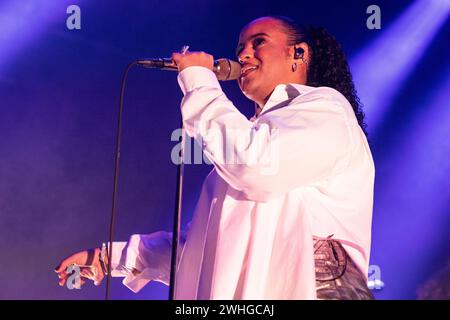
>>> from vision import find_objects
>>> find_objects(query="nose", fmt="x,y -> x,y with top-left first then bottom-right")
238,45 -> 253,64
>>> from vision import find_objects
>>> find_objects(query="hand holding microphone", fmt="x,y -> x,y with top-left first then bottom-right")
137,45 -> 241,81
172,50 -> 214,73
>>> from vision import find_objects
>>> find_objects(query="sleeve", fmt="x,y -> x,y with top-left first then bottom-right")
177,66 -> 353,202
109,223 -> 190,293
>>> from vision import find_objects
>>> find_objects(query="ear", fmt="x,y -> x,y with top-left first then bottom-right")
292,42 -> 310,63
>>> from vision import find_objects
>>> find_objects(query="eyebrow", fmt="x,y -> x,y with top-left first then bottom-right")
235,32 -> 270,57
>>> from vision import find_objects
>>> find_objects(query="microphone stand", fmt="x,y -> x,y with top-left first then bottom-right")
168,121 -> 184,300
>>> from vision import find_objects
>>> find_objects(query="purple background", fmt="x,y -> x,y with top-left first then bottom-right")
0,0 -> 449,299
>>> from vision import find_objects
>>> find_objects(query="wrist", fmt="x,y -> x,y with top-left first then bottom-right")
98,243 -> 109,275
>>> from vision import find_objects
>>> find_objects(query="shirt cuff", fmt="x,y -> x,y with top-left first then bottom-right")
107,237 -> 172,293
107,241 -> 129,277
177,66 -> 221,95
122,269 -> 168,293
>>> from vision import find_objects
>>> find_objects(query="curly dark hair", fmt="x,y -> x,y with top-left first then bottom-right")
268,16 -> 368,137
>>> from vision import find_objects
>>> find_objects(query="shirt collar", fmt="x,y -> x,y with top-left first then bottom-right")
252,83 -> 316,120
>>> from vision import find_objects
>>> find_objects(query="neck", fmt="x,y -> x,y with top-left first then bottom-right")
253,92 -> 272,116
255,106 -> 262,117
254,102 -> 264,117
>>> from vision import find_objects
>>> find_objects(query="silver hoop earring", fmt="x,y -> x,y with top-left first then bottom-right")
291,62 -> 297,72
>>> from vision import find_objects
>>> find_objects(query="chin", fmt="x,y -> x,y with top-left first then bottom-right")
239,78 -> 259,98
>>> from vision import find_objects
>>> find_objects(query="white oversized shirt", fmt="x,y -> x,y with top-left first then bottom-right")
110,66 -> 375,300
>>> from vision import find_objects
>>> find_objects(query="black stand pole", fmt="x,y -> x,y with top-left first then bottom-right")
169,121 -> 184,300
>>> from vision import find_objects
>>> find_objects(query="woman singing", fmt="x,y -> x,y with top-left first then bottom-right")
56,16 -> 375,300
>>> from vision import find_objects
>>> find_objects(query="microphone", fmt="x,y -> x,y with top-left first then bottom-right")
136,58 -> 241,81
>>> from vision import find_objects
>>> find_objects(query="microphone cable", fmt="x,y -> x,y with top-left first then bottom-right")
105,61 -> 137,300
106,61 -> 183,301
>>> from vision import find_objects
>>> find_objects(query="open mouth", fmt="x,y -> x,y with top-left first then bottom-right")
240,65 -> 258,78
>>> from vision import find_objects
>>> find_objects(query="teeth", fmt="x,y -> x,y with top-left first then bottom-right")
241,66 -> 257,75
